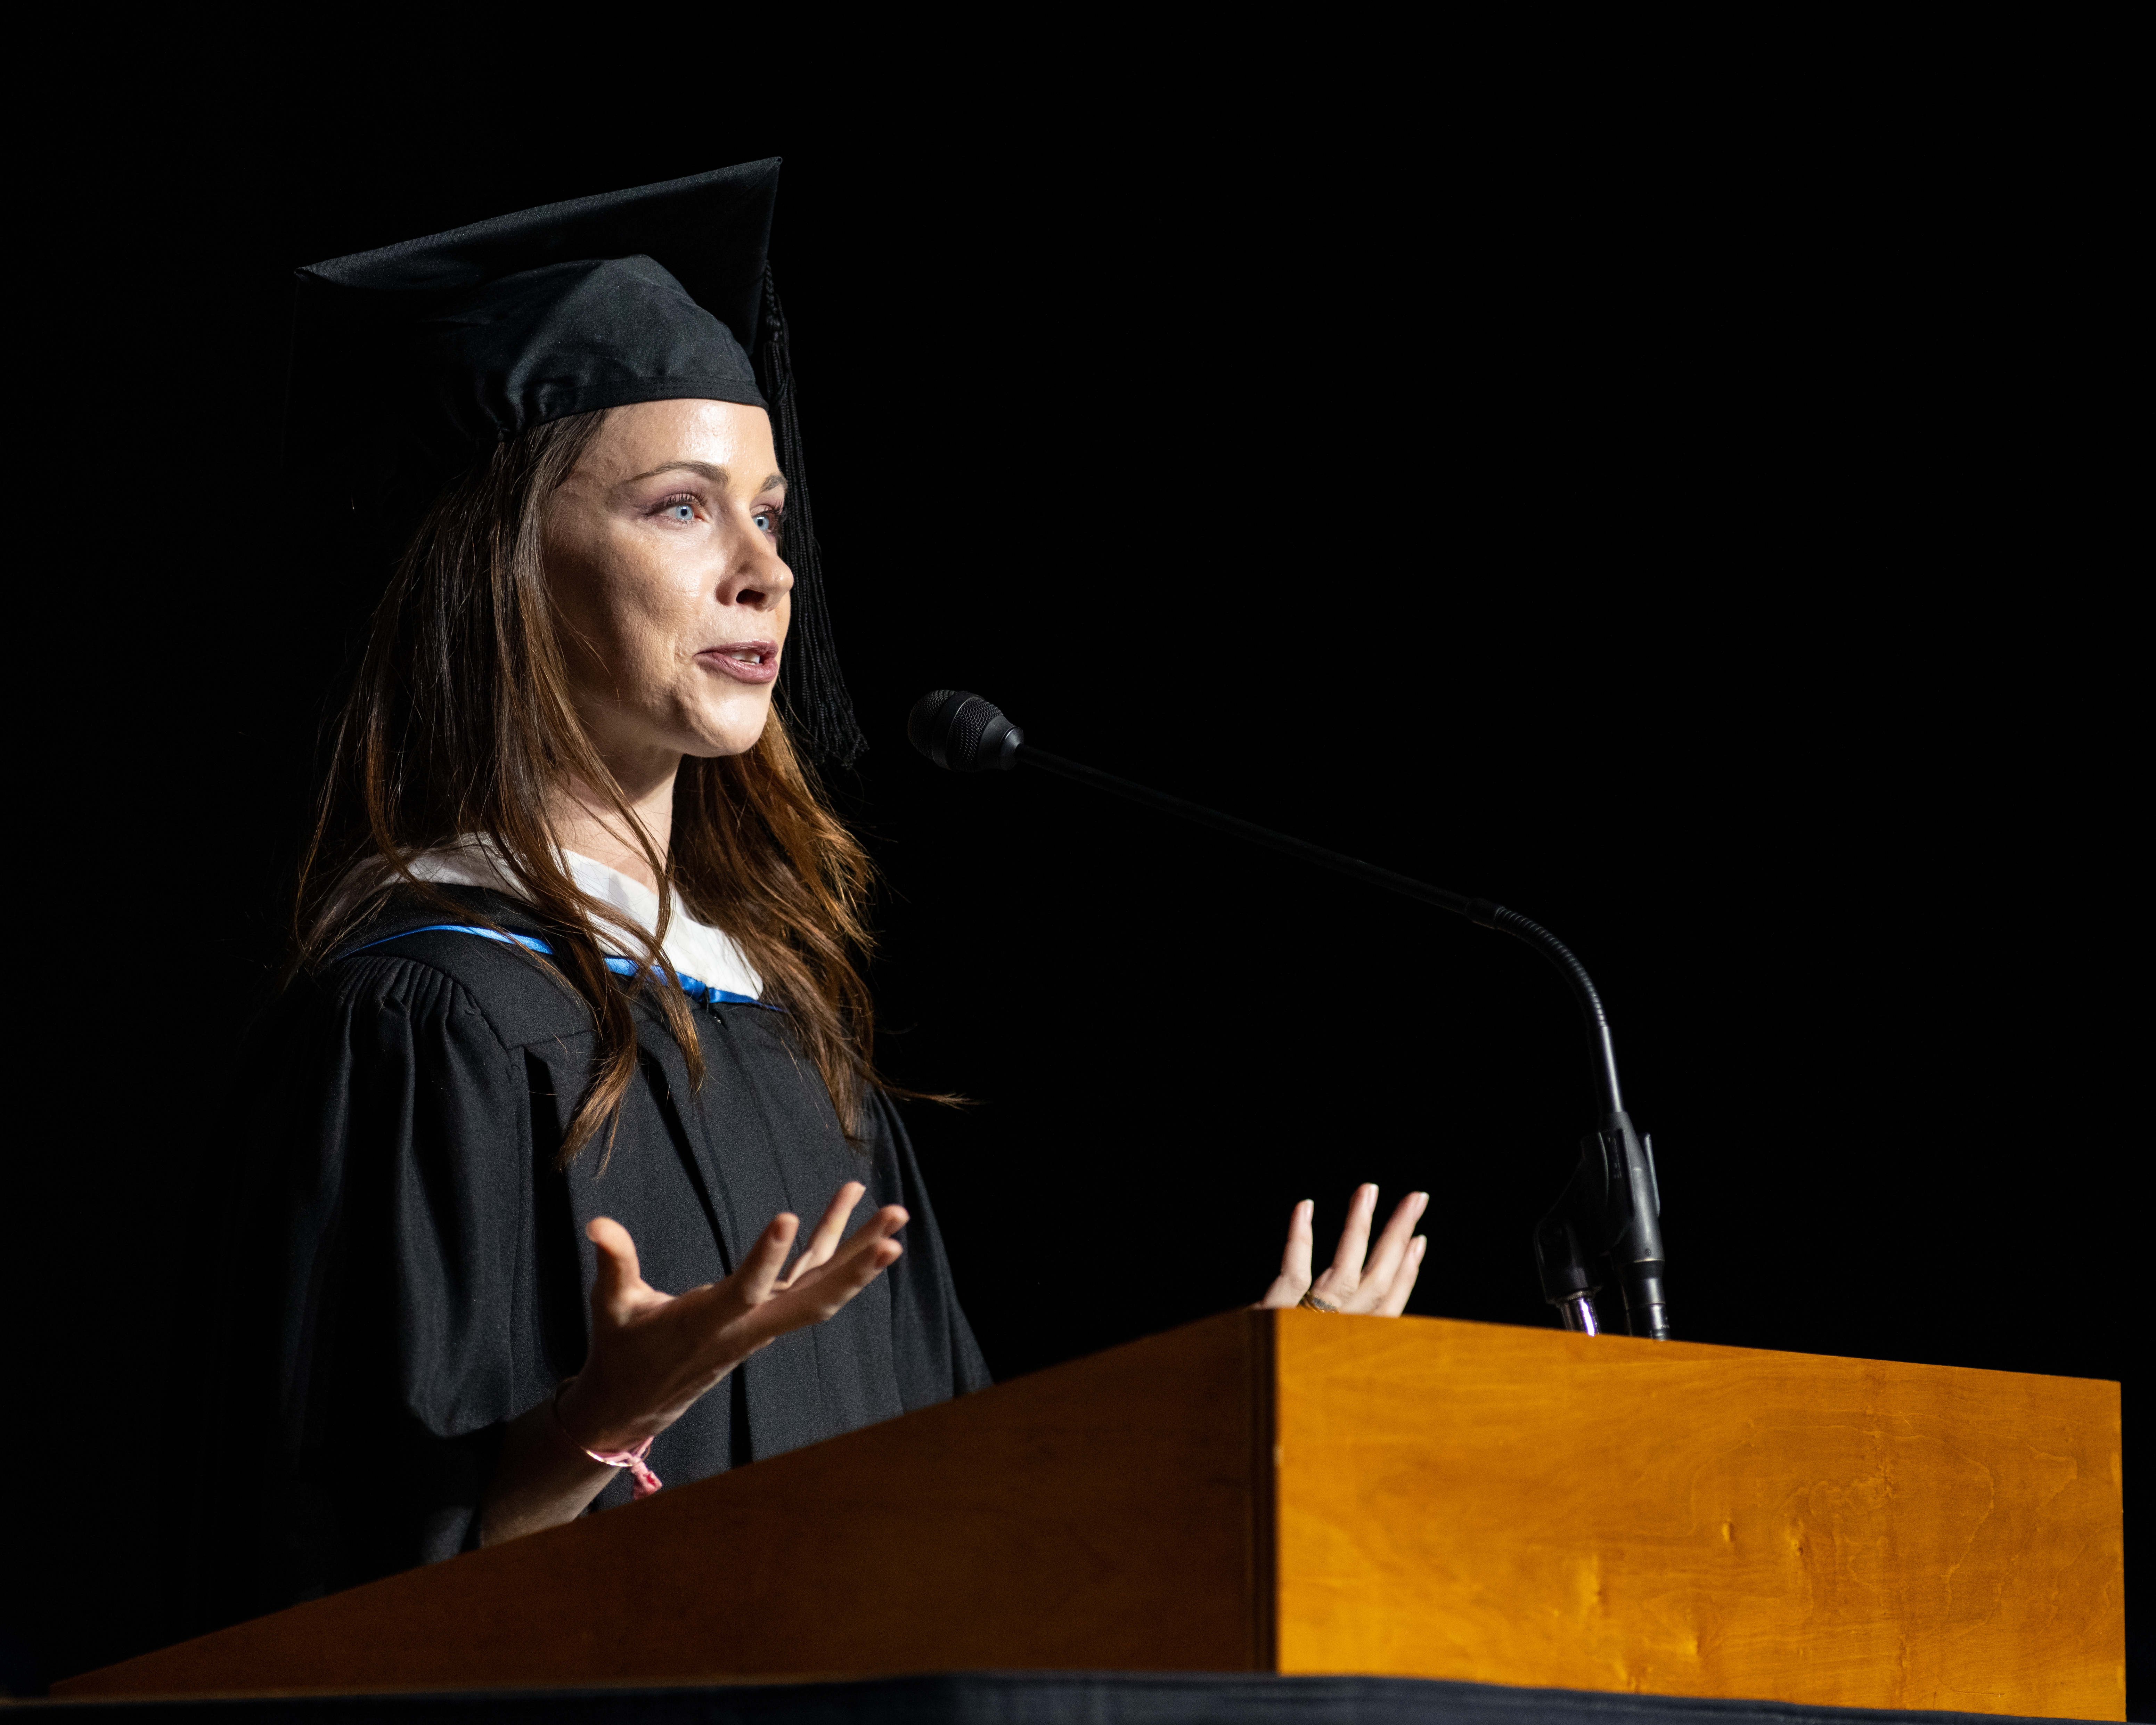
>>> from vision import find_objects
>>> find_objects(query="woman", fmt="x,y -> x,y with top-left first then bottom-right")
196,160 -> 1427,1629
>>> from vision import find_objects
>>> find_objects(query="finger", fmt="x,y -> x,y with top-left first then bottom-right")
1314,1183 -> 1379,1296
753,1232 -> 904,1334
586,1216 -> 648,1321
1258,1199 -> 1315,1308
779,1182 -> 865,1287
787,1205 -> 908,1291
1355,1190 -> 1429,1304
1377,1235 -> 1427,1317
730,1212 -> 800,1309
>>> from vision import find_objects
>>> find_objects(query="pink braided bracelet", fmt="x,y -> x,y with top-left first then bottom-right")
553,1379 -> 662,1499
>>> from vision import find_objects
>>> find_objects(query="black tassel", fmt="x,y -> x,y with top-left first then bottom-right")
756,266 -> 867,768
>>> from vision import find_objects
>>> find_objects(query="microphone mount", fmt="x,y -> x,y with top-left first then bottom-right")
908,688 -> 1670,1341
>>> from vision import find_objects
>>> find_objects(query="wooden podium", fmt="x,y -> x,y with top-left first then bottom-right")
60,1311 -> 2124,1718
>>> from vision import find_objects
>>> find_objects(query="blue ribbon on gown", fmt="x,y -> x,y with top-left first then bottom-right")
352,922 -> 774,1009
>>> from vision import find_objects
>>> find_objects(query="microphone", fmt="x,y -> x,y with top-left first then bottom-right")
907,688 -> 1671,1341
907,689 -> 1024,773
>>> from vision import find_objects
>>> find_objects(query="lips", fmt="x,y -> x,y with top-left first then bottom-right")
696,640 -> 780,686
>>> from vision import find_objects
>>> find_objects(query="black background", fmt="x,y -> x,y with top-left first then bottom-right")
10,22 -> 2140,1712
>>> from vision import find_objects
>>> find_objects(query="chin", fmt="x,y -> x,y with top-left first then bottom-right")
683,697 -> 774,760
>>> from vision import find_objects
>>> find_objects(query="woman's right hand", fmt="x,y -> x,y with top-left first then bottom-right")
482,1181 -> 901,1544
560,1182 -> 905,1453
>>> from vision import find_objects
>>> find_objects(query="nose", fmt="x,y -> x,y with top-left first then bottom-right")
718,514 -> 795,612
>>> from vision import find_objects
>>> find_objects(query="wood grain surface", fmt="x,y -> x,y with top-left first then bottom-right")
60,1309 -> 2121,1717
1272,1312 -> 2123,1719
60,1312 -> 1269,1697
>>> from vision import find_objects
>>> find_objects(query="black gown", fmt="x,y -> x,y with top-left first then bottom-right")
191,885 -> 989,1630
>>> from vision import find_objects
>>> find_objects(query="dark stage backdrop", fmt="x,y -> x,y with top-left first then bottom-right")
10,41 -> 2138,1710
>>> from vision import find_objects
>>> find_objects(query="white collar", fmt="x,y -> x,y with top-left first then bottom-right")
408,839 -> 763,1000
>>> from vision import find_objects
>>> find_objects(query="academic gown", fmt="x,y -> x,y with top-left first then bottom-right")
191,884 -> 989,1630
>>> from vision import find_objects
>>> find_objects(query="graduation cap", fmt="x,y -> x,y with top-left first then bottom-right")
284,158 -> 864,765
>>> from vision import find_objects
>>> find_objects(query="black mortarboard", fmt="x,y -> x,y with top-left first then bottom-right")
285,158 -> 863,765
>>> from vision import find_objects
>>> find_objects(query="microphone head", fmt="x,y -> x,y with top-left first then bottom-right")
908,690 -> 1024,772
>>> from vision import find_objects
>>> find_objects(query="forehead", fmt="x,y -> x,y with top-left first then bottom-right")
589,399 -> 779,482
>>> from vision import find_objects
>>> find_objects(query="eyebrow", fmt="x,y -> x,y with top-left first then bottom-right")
621,460 -> 787,493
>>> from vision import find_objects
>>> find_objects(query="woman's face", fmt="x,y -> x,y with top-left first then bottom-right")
543,399 -> 793,769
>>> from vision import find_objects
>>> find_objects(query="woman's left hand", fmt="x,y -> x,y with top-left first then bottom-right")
1257,1183 -> 1428,1315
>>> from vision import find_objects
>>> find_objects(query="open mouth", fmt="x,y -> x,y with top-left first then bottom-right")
699,640 -> 780,684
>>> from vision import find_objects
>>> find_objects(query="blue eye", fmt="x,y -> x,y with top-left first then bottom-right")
752,510 -> 775,533
667,503 -> 695,523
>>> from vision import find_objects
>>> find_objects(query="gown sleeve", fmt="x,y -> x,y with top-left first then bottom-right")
191,953 -> 549,1629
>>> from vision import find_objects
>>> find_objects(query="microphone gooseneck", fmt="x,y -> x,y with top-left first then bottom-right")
906,688 -> 1671,1341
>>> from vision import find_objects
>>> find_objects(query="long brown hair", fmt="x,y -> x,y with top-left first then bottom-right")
297,409 -> 881,1166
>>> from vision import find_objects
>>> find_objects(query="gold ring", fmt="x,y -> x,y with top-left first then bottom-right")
1298,1291 -> 1342,1313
